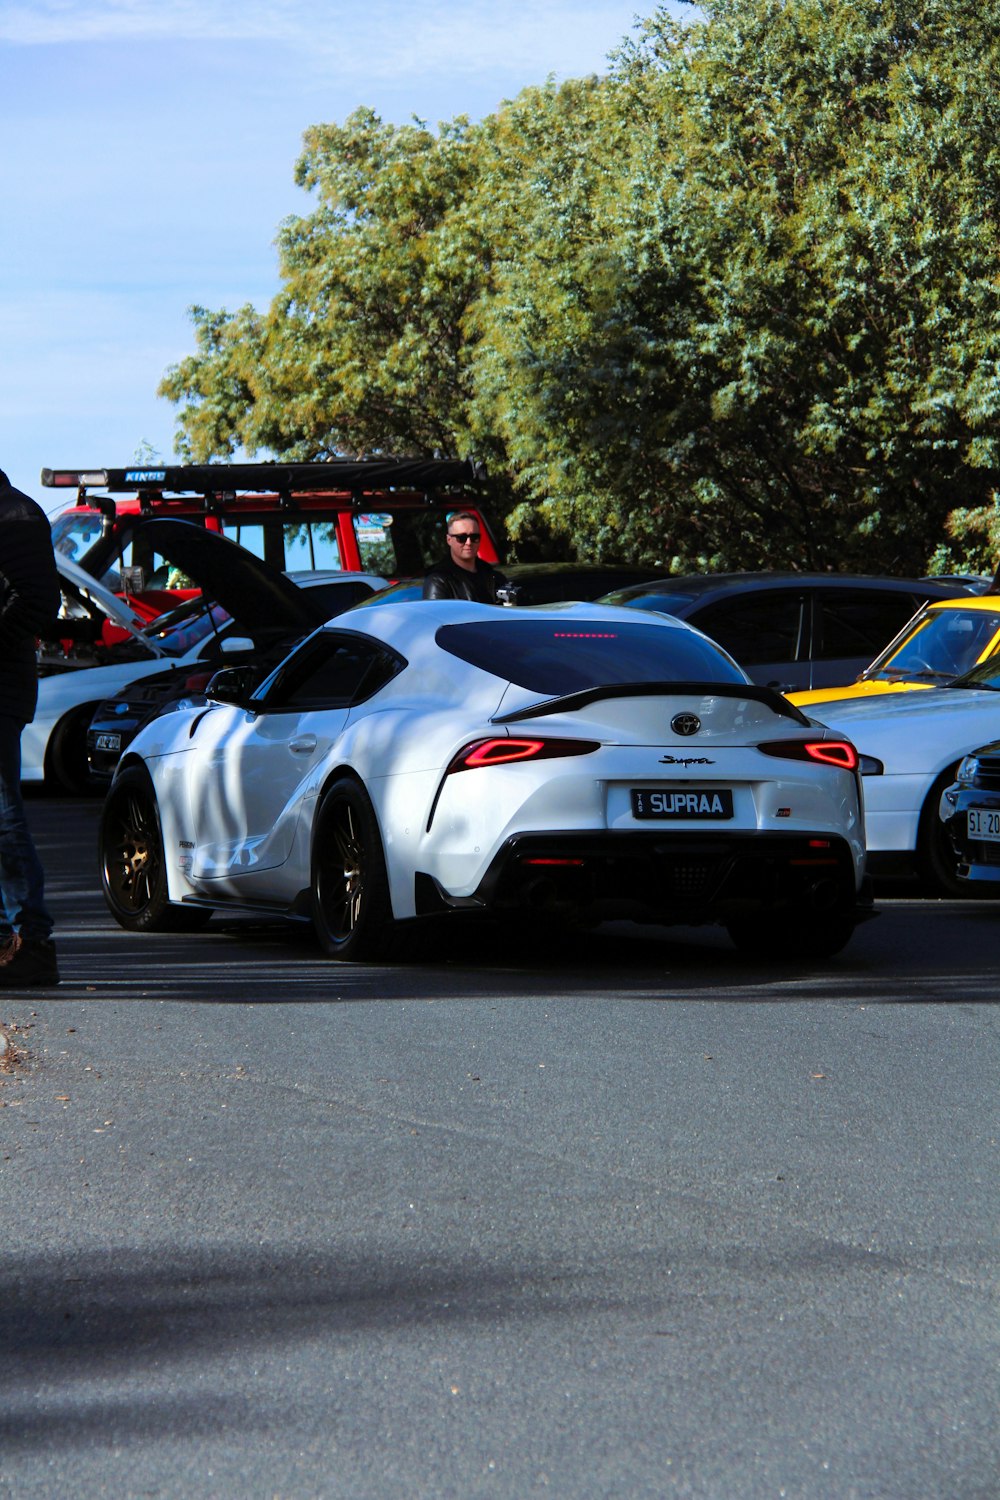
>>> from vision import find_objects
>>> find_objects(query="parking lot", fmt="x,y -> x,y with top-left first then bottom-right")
0,796 -> 996,1499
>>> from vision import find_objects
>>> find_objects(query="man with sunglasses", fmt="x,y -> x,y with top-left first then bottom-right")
422,513 -> 508,603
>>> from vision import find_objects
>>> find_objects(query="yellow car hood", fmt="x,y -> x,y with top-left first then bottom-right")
788,679 -> 934,708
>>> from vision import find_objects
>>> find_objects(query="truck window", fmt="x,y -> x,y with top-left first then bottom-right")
282,520 -> 342,572
353,509 -> 494,576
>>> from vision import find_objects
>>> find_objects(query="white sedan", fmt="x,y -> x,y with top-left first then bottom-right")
98,601 -> 871,959
803,662 -> 1000,894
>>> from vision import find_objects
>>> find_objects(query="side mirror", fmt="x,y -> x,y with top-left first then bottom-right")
119,565 -> 146,594
221,635 -> 255,654
205,665 -> 259,706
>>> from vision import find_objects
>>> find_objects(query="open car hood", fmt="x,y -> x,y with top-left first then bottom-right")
132,518 -> 332,633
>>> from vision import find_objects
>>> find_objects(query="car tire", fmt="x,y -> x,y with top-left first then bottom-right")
311,777 -> 393,961
916,765 -> 1000,898
47,704 -> 99,795
100,766 -> 213,932
726,912 -> 856,960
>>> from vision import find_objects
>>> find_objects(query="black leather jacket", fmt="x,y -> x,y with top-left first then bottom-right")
0,472 -> 61,725
422,557 -> 506,604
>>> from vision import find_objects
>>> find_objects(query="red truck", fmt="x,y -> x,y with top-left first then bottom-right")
42,457 -> 499,618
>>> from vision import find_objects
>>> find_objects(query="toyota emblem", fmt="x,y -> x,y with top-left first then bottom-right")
671,712 -> 702,737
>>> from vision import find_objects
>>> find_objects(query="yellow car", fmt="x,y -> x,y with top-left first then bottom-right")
789,594 -> 1000,708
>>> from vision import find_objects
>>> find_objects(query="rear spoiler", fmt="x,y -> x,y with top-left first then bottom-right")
492,681 -> 811,726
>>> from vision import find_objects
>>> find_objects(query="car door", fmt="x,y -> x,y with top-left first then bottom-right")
807,587 -> 926,690
688,589 -> 809,691
185,630 -> 400,891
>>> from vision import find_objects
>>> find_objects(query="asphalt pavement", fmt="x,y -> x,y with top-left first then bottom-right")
0,796 -> 997,1500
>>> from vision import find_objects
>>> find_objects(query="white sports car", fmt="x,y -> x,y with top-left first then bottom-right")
804,657 -> 1000,894
99,601 -> 871,959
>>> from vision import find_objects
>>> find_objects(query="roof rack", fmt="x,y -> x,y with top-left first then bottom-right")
40,458 -> 485,496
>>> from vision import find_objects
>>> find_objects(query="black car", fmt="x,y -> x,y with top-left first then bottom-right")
939,742 -> 1000,889
348,561 -> 665,609
491,562 -> 664,605
598,572 -> 980,693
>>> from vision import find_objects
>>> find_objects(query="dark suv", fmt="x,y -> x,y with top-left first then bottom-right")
599,573 -> 981,693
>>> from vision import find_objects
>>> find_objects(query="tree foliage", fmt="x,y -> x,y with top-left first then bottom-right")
160,0 -> 1000,573
161,110 -> 491,463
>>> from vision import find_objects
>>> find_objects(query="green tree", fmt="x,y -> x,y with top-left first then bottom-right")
161,0 -> 1000,574
473,0 -> 1000,572
160,109 -> 498,470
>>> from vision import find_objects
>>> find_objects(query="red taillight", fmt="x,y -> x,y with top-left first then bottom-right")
427,736 -> 600,832
461,738 -> 545,768
804,741 -> 859,770
447,737 -> 599,772
758,738 -> 860,771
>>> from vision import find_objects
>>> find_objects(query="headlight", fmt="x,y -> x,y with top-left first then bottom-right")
956,754 -> 980,783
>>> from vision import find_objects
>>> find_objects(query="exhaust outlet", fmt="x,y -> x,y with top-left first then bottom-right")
809,876 -> 841,913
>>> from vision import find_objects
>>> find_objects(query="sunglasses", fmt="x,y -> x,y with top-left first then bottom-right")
448,532 -> 481,544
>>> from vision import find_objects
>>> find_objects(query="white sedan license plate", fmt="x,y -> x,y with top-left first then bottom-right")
967,807 -> 1000,841
94,732 -> 122,753
632,788 -> 734,820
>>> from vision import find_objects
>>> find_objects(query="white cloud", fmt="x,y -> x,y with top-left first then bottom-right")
0,1 -> 646,80
0,0 -> 297,45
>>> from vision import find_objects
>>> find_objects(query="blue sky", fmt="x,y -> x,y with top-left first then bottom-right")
1,1 -> 682,511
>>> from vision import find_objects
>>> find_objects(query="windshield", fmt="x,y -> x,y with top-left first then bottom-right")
946,655 -> 1000,692
437,618 -> 747,695
142,597 -> 232,657
51,508 -> 105,562
868,608 -> 1000,683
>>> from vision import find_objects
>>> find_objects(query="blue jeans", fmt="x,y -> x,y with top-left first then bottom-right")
0,715 -> 53,942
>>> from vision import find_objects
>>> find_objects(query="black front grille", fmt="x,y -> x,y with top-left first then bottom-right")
973,754 -> 1000,791
970,840 -> 1000,866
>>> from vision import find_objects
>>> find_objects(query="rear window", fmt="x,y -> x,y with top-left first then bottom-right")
436,619 -> 747,695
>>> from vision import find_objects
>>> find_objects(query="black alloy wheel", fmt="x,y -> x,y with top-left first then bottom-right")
311,778 -> 393,960
47,704 -> 99,795
100,766 -> 212,932
916,765 -> 1000,899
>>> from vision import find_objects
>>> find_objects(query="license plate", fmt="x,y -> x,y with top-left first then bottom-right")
631,788 -> 734,820
94,732 -> 122,753
967,807 -> 1000,841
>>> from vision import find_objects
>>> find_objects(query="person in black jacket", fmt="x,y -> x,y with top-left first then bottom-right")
422,513 -> 507,603
0,469 -> 61,986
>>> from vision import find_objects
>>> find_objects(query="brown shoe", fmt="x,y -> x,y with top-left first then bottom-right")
0,937 -> 59,987
0,933 -> 22,966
